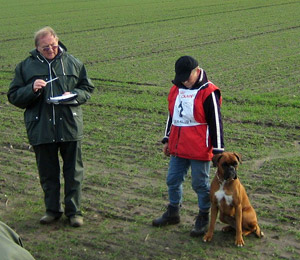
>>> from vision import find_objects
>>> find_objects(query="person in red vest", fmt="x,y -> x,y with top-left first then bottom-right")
152,56 -> 225,237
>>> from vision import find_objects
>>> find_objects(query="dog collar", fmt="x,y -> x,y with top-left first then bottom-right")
216,171 -> 234,184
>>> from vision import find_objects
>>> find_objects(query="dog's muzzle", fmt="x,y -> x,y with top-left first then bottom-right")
224,166 -> 237,180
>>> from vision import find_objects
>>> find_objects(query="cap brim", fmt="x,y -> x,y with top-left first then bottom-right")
174,72 -> 191,84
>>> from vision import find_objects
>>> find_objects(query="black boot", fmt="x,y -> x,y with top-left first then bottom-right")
190,211 -> 209,237
152,205 -> 180,227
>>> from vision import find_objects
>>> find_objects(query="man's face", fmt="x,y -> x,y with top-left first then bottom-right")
182,67 -> 200,88
37,34 -> 59,60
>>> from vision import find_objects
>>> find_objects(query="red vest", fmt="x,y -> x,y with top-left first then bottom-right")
168,83 -> 220,161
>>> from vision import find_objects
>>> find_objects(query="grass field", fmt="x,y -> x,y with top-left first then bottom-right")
0,0 -> 299,259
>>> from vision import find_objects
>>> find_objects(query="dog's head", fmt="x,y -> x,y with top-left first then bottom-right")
212,152 -> 242,181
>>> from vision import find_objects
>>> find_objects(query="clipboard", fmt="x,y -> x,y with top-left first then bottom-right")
48,93 -> 78,104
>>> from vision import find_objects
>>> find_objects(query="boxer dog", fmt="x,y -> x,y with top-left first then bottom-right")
203,152 -> 264,247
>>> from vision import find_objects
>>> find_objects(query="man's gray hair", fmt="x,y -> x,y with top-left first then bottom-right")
34,26 -> 58,47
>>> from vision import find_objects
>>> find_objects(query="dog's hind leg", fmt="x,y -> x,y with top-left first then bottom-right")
254,224 -> 264,238
242,229 -> 253,236
242,223 -> 264,237
222,225 -> 234,232
220,214 -> 236,231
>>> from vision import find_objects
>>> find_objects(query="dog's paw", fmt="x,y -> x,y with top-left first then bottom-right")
203,233 -> 213,242
255,226 -> 264,238
235,237 -> 245,247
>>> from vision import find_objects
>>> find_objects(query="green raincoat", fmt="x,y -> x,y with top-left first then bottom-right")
0,221 -> 35,260
7,43 -> 94,145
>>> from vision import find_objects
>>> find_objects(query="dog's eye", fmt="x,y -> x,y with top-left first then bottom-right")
233,162 -> 238,167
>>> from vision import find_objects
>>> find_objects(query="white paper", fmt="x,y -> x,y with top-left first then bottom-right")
49,93 -> 77,102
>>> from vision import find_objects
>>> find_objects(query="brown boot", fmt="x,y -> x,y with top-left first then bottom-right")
69,215 -> 84,227
40,214 -> 60,225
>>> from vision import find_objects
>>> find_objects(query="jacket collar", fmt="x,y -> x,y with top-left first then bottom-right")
172,68 -> 209,90
30,41 -> 67,62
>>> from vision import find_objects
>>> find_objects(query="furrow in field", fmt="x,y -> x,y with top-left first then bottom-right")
85,102 -> 165,115
1,2 -> 299,43
82,25 -> 300,64
224,97 -> 300,109
90,78 -> 159,87
225,118 -> 300,130
43,1 -> 300,35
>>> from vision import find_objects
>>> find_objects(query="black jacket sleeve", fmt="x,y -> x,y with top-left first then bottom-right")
161,113 -> 172,143
203,90 -> 225,154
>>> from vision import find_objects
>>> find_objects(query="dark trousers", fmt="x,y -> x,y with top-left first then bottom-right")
33,141 -> 83,218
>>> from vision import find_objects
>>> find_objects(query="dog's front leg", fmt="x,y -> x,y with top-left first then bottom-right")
203,203 -> 218,242
235,204 -> 244,247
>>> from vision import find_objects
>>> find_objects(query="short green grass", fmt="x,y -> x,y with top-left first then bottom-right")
0,0 -> 299,259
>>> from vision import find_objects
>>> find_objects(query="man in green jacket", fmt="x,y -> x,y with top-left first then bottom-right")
7,26 -> 95,227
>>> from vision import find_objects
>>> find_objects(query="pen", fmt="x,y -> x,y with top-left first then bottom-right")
46,77 -> 59,84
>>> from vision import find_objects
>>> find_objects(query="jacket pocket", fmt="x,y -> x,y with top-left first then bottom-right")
24,110 -> 40,141
60,106 -> 83,139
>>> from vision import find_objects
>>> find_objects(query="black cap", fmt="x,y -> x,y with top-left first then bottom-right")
174,56 -> 198,83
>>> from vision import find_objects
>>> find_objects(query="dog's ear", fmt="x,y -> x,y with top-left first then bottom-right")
233,153 -> 242,164
212,154 -> 223,167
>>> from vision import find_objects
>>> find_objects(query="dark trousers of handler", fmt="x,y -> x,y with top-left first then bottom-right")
33,141 -> 83,218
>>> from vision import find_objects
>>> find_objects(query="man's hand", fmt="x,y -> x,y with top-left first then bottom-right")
163,143 -> 170,156
33,79 -> 47,92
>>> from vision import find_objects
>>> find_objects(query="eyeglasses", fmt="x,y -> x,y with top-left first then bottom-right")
41,45 -> 59,52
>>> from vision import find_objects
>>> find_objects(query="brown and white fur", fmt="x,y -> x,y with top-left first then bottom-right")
203,152 -> 264,247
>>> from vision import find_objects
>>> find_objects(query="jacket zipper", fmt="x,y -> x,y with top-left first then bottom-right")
47,62 -> 56,126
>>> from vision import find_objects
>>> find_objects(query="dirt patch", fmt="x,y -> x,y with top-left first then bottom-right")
1,138 -> 300,259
